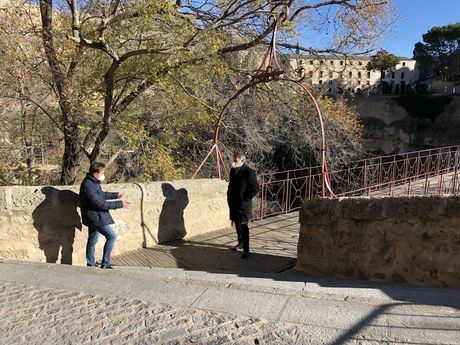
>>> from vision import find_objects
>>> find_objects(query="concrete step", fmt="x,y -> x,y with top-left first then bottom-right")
1,260 -> 460,344
1,260 -> 459,310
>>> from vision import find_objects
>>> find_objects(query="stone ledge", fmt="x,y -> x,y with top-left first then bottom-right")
300,195 -> 460,224
298,196 -> 460,288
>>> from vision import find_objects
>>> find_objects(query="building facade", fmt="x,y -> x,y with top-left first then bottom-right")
288,54 -> 420,95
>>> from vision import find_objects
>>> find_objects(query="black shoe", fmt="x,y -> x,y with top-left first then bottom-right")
87,262 -> 100,267
230,243 -> 243,251
241,251 -> 250,259
100,264 -> 114,269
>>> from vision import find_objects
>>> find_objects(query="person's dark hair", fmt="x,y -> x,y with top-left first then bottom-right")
89,162 -> 106,174
233,151 -> 246,161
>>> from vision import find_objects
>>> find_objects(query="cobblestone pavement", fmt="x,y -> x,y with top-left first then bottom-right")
0,281 -> 346,345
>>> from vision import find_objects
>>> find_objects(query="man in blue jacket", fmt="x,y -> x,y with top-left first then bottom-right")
79,162 -> 126,269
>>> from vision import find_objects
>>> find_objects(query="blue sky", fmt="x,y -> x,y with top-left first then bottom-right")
381,0 -> 460,58
295,0 -> 459,58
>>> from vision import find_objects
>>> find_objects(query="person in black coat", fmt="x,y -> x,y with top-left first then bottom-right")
227,152 -> 260,259
79,162 -> 126,269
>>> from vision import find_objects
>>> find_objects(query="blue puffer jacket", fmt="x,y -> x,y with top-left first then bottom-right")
79,174 -> 122,227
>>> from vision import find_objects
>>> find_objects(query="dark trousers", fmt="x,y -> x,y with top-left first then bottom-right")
235,218 -> 250,252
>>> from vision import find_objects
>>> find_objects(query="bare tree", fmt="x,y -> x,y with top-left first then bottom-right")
1,0 -> 394,184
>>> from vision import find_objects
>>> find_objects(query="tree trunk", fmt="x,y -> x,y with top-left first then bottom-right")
18,79 -> 36,183
40,0 -> 84,185
60,128 -> 83,185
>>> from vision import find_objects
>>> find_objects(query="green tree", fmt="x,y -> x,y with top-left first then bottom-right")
413,23 -> 460,82
366,50 -> 399,94
1,0 -> 395,184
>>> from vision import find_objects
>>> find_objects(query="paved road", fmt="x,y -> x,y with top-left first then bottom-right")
1,261 -> 459,345
0,281 -> 315,345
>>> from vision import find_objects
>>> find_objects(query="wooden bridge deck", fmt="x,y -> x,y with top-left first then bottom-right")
112,213 -> 299,274
368,171 -> 457,197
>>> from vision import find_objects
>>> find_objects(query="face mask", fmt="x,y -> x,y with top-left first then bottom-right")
96,174 -> 106,182
232,161 -> 244,168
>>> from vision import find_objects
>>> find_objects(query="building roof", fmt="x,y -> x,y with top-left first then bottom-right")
286,54 -> 414,61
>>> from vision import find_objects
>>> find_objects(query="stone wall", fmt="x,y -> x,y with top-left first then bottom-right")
297,196 -> 460,288
0,179 -> 229,266
351,96 -> 410,154
351,96 -> 460,154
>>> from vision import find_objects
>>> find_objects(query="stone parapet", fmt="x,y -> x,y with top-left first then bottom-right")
0,179 -> 228,265
297,196 -> 460,288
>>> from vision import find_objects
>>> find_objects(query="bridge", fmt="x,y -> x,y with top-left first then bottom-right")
1,145 -> 459,344
113,145 -> 460,272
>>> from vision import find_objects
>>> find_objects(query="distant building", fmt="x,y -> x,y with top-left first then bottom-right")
287,54 -> 420,95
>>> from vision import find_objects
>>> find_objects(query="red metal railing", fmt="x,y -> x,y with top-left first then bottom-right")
256,145 -> 460,219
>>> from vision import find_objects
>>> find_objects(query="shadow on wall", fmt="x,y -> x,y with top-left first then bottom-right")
157,183 -> 189,244
32,187 -> 82,264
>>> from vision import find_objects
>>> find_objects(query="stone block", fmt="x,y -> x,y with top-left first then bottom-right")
340,197 -> 387,220
300,198 -> 341,225
298,195 -> 460,288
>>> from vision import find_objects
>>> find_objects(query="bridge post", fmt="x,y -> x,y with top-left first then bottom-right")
453,149 -> 459,195
363,161 -> 368,195
285,171 -> 290,214
436,148 -> 442,176
389,156 -> 396,196
415,151 -> 421,180
258,175 -> 265,220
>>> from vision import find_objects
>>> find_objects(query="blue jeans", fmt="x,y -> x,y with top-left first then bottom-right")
86,225 -> 117,266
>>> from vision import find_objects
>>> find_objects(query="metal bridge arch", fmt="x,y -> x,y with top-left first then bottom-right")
192,3 -> 335,198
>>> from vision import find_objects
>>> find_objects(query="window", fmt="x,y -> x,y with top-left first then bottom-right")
358,72 -> 362,79
358,61 -> 363,66
319,71 -> 324,77
350,61 -> 354,66
329,72 -> 333,78
366,81 -> 370,86
391,71 -> 395,79
309,71 -> 313,78
401,72 -> 405,79
320,60 -> 324,65
310,60 -> 314,65
340,61 -> 344,66
402,62 -> 406,67
349,71 -> 352,78
367,71 -> 371,78
330,60 -> 334,65
319,80 -> 323,84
